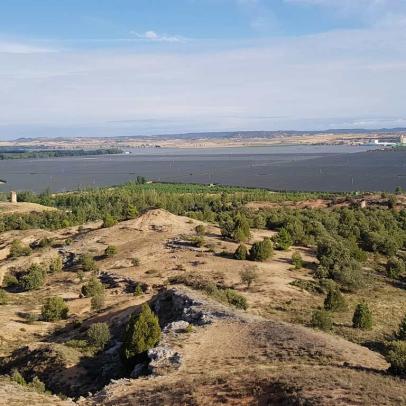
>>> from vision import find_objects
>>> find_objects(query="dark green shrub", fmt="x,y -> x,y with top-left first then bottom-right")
352,303 -> 373,330
81,276 -> 105,298
291,251 -> 303,269
19,264 -> 46,291
105,245 -> 118,257
41,296 -> 69,321
0,289 -> 7,305
102,214 -> 117,228
249,238 -> 273,262
274,228 -> 293,250
122,303 -> 161,360
79,253 -> 98,273
396,314 -> 406,340
311,309 -> 332,331
9,239 -> 32,258
87,322 -> 111,349
234,244 -> 248,260
386,341 -> 406,376
240,267 -> 258,289
386,257 -> 405,279
324,288 -> 347,312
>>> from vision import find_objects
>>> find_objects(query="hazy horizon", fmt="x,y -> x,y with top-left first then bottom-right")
1,0 -> 406,139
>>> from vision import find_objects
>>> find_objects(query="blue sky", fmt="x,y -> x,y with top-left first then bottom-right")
0,0 -> 406,138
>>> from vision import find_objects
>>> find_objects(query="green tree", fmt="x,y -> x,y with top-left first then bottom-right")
249,238 -> 273,262
311,309 -> 332,331
87,322 -> 111,350
122,303 -> 161,360
104,245 -> 118,257
234,244 -> 248,260
19,264 -> 46,291
41,296 -> 69,321
274,228 -> 293,250
324,288 -> 347,312
352,303 -> 373,330
291,251 -> 303,269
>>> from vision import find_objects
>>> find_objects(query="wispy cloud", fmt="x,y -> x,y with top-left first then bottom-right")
0,40 -> 56,54
129,30 -> 186,43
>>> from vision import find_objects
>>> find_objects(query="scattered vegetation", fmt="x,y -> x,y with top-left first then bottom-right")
291,251 -> 303,269
19,264 -> 47,291
9,239 -> 32,258
234,243 -> 248,260
41,296 -> 69,321
323,288 -> 347,312
104,245 -> 118,257
79,253 -> 98,273
240,267 -> 258,289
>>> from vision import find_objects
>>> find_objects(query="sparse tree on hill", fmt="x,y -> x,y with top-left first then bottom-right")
122,303 -> 161,360
311,309 -> 332,331
352,303 -> 373,330
324,288 -> 347,312
105,245 -> 118,257
291,251 -> 303,269
274,228 -> 293,250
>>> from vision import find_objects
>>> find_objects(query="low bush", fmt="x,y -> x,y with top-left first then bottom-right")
9,239 -> 32,258
79,253 -> 98,273
3,273 -> 18,287
91,293 -> 105,311
132,257 -> 140,266
249,238 -> 273,262
19,264 -> 47,291
311,309 -> 332,331
81,276 -> 105,298
65,339 -> 88,349
41,296 -> 69,321
104,245 -> 118,257
87,322 -> 111,350
195,224 -> 206,236
324,288 -> 347,312
48,256 -> 63,273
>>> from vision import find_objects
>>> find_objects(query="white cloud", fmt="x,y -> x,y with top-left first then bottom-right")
130,30 -> 185,43
0,19 -> 406,137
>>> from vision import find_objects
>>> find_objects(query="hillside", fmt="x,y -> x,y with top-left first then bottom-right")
0,207 -> 404,404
